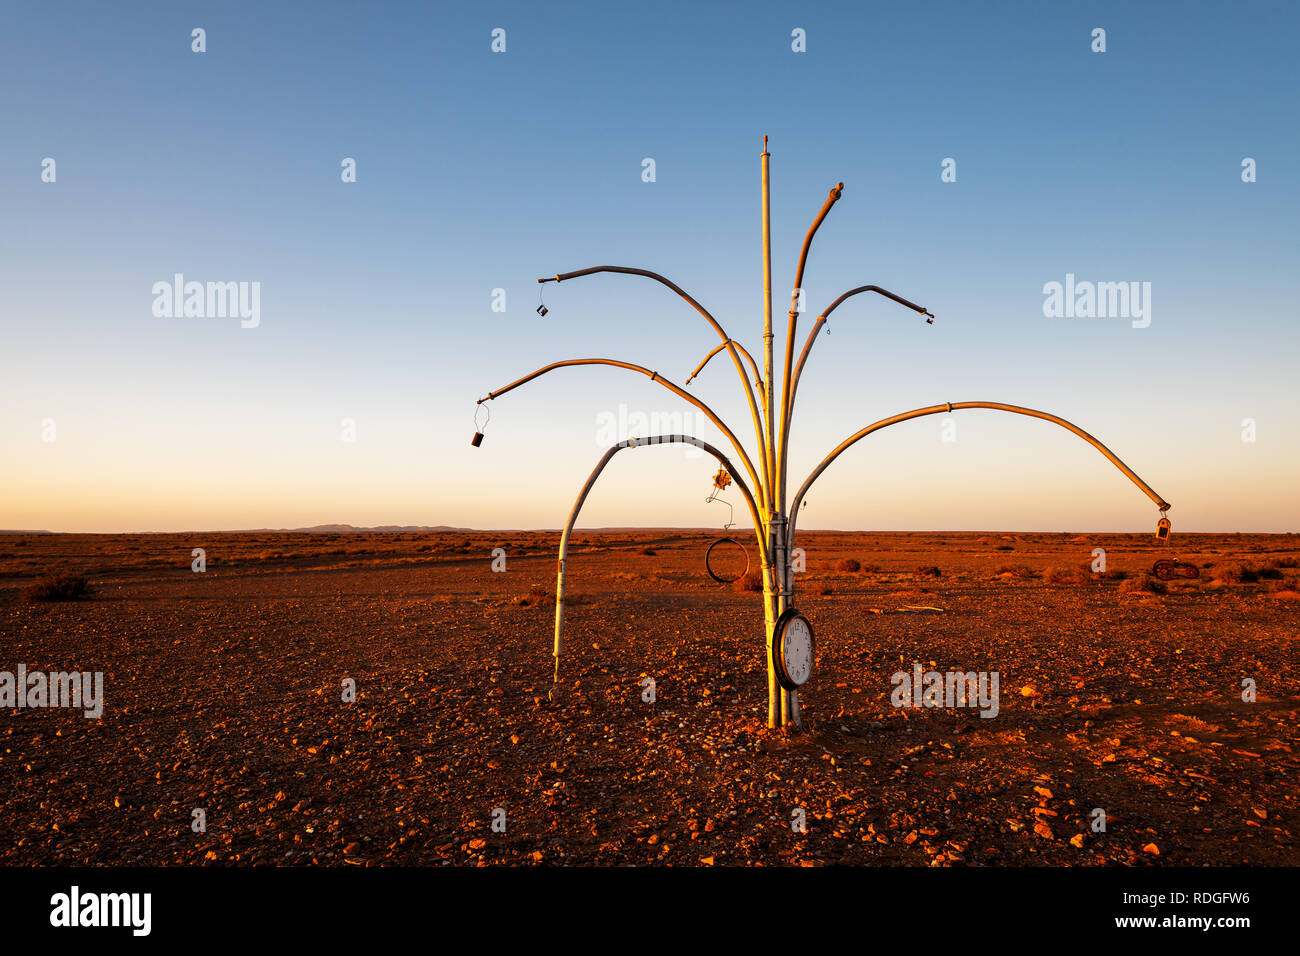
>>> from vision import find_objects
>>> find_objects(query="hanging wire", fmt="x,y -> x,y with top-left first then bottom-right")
705,485 -> 736,531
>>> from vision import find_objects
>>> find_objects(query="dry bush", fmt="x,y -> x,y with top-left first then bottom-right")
1079,561 -> 1125,580
1120,576 -> 1167,595
1213,563 -> 1264,584
914,565 -> 941,578
994,564 -> 1034,579
637,546 -> 657,556
835,558 -> 861,573
513,586 -> 590,608
732,569 -> 764,593
22,572 -> 92,602
814,582 -> 834,596
1044,566 -> 1079,585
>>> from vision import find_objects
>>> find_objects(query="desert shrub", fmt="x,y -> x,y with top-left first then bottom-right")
994,564 -> 1034,579
814,582 -> 834,596
22,573 -> 92,602
1214,563 -> 1261,584
835,558 -> 861,573
1257,566 -> 1283,580
514,585 -> 589,608
995,545 -> 1015,551
1044,566 -> 1078,585
1119,576 -> 1166,595
1273,557 -> 1300,569
914,565 -> 941,578
732,569 -> 764,593
637,546 -> 657,556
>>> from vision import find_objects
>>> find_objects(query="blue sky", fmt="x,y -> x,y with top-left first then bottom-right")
2,0 -> 1297,532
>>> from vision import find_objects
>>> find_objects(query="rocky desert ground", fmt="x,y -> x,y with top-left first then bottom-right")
1,529 -> 1296,866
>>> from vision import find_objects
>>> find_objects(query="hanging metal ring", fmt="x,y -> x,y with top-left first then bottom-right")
706,536 -> 750,584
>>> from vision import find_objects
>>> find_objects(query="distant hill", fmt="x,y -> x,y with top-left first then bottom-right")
281,524 -> 474,534
0,525 -> 476,535
214,524 -> 480,534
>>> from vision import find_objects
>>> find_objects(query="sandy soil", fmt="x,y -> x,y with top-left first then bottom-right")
1,529 -> 1297,866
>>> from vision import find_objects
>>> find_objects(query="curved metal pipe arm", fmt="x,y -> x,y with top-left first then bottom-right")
776,183 -> 845,509
788,401 -> 1171,542
788,183 -> 844,316
476,356 -> 764,501
686,340 -> 763,390
550,434 -> 769,688
535,265 -> 771,495
823,285 -> 933,322
778,285 -> 936,511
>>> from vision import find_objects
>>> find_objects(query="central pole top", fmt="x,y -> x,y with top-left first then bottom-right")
763,134 -> 769,155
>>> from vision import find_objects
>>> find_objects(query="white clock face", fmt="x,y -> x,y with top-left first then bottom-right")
782,617 -> 813,686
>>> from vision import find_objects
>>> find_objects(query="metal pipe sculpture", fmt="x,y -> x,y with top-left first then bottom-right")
476,137 -> 1172,730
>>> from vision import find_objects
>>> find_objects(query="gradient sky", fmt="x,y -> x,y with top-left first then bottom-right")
3,0 -> 1297,533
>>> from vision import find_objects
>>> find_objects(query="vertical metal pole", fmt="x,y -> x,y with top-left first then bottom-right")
764,539 -> 779,730
773,516 -> 799,728
761,137 -> 781,728
761,136 -> 775,507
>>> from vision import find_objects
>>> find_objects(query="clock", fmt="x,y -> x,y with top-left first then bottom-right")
772,608 -> 815,691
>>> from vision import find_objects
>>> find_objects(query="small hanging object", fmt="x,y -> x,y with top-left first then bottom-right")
706,536 -> 749,584
704,468 -> 747,583
471,404 -> 490,447
1156,512 -> 1171,542
536,284 -> 548,317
